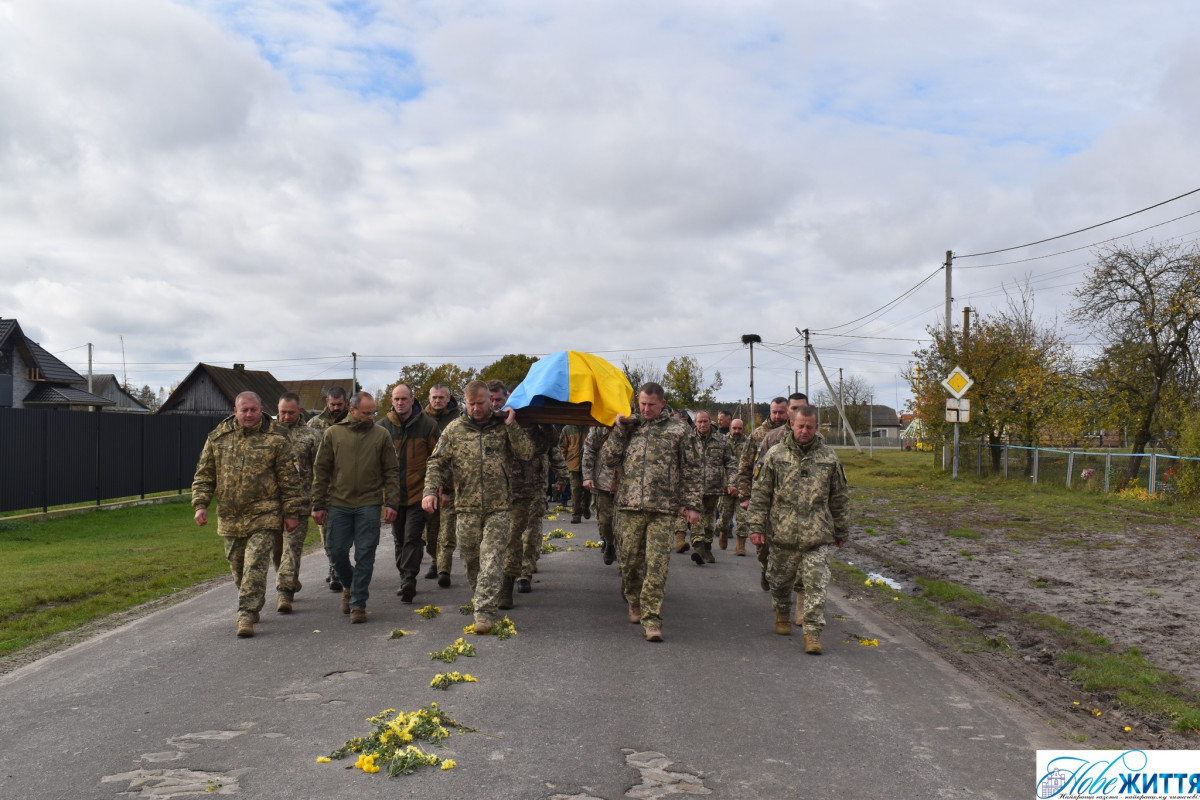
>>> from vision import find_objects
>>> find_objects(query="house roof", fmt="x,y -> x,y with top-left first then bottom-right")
0,318 -> 85,384
159,363 -> 288,413
88,374 -> 151,412
23,383 -> 114,406
0,318 -> 17,349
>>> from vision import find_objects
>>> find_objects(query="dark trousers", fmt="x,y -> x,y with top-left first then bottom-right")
392,503 -> 428,585
325,505 -> 381,609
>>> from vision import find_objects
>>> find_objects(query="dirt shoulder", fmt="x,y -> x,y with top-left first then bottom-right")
842,486 -> 1200,748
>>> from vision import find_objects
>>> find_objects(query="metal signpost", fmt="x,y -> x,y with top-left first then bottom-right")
941,366 -> 973,479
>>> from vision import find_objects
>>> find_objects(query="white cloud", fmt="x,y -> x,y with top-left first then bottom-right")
2,0 -> 1198,406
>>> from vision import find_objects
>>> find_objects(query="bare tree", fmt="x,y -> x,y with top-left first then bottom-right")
1071,242 -> 1200,480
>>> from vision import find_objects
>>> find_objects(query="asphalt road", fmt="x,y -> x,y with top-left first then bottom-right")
0,517 -> 1055,799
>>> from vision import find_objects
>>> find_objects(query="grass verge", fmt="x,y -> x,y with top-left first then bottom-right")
0,497 -> 317,657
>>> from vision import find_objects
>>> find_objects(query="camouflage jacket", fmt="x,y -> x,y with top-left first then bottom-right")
602,413 -> 701,515
312,417 -> 402,511
191,415 -> 305,537
736,418 -> 781,499
377,407 -> 439,506
306,406 -> 348,432
510,423 -> 567,500
582,425 -> 617,493
423,414 -> 534,513
695,430 -> 736,496
272,417 -> 322,516
559,425 -> 586,472
424,401 -> 461,435
745,434 -> 849,550
727,432 -> 749,467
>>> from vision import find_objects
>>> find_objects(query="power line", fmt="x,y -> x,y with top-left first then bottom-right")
809,265 -> 942,333
956,186 -> 1200,259
958,207 -> 1200,269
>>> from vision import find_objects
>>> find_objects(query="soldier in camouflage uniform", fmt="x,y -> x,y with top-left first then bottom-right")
559,424 -> 590,523
746,404 -> 849,654
271,392 -> 321,613
688,411 -> 737,565
192,392 -> 304,638
602,382 -> 701,643
307,386 -> 349,592
423,385 -> 460,586
736,397 -> 789,590
718,417 -> 748,553
582,423 -> 619,565
501,422 -> 567,606
422,381 -> 533,633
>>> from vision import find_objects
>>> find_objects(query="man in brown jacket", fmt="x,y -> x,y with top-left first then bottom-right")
377,383 -> 439,604
312,391 -> 402,624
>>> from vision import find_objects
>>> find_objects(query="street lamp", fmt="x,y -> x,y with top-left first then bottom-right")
741,334 -> 761,431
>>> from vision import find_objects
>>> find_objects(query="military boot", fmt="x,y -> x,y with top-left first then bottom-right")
701,542 -> 715,564
691,546 -> 705,566
674,532 -> 689,553
735,536 -> 747,556
804,631 -> 823,655
718,530 -> 729,550
276,591 -> 294,614
237,617 -> 254,638
793,591 -> 805,626
760,569 -> 770,591
340,588 -> 351,614
774,609 -> 792,636
498,576 -> 515,610
474,618 -> 493,635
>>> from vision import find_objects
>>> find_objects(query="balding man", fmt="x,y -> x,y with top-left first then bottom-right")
377,383 -> 440,604
192,392 -> 304,638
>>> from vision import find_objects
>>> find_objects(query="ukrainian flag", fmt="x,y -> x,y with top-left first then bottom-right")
506,350 -> 634,426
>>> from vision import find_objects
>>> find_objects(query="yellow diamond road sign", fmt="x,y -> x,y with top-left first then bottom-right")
941,366 -> 973,399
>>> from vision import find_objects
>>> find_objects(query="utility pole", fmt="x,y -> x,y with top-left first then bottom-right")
352,352 -> 358,391
794,327 -> 811,397
963,306 -> 972,349
741,334 -> 761,431
838,367 -> 844,444
794,370 -> 799,396
944,250 -> 954,332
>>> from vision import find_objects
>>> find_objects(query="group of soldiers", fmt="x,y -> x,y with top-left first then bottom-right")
190,378 -> 849,654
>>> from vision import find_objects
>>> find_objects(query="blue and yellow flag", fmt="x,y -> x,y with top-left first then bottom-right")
506,351 -> 634,426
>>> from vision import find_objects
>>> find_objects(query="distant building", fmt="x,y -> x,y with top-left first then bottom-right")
158,363 -> 287,416
0,317 -> 113,410
89,374 -> 151,413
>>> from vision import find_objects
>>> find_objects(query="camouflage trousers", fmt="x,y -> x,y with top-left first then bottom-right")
223,530 -> 275,623
717,494 -> 736,539
504,495 -> 544,581
426,498 -> 457,574
594,489 -> 616,549
570,472 -> 590,518
756,529 -> 803,590
617,510 -> 675,631
690,495 -> 722,546
767,542 -> 830,634
272,522 -> 308,593
455,510 -> 510,624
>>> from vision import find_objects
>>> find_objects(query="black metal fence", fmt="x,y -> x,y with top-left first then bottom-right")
0,408 -> 224,513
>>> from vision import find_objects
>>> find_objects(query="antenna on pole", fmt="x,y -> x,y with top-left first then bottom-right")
120,335 -> 128,388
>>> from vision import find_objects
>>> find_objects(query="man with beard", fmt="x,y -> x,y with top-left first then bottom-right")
271,392 -> 321,613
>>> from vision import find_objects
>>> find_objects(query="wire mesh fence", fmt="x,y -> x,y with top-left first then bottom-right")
945,440 -> 1195,496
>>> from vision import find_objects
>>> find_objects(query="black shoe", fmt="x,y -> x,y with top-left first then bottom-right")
328,566 -> 342,592
691,550 -> 705,566
437,572 -> 451,588
516,578 -> 532,593
760,570 -> 770,591
583,506 -> 591,520
424,565 -> 438,579
398,582 -> 416,603
603,543 -> 616,566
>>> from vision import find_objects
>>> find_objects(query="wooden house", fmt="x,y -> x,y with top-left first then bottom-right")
158,363 -> 287,415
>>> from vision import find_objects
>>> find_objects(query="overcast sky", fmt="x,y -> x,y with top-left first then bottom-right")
4,0 -> 1200,410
